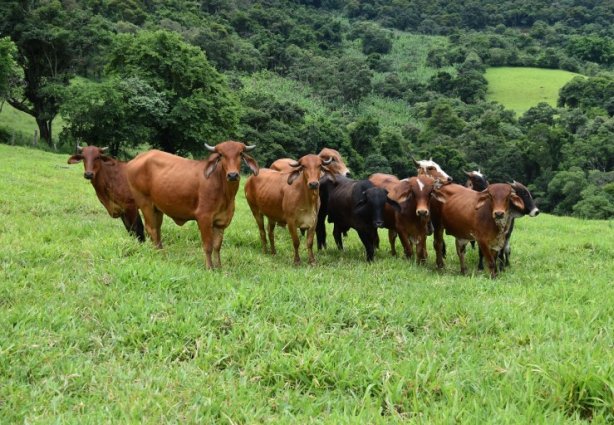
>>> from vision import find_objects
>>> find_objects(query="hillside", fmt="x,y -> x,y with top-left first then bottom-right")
1,145 -> 612,422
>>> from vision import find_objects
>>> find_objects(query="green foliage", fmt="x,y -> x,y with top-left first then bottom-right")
558,76 -> 614,116
107,30 -> 239,154
0,37 -> 18,100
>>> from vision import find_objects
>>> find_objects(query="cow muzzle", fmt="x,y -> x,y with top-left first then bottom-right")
308,181 -> 319,190
416,209 -> 429,217
530,208 -> 540,217
84,172 -> 94,180
226,172 -> 240,181
374,220 -> 384,228
493,210 -> 505,220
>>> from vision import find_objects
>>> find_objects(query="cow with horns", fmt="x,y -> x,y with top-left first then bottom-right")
68,145 -> 145,242
245,154 -> 335,265
270,148 -> 351,177
125,141 -> 259,269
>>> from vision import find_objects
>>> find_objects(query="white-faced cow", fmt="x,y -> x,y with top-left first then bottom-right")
270,148 -> 350,177
125,141 -> 259,269
245,154 -> 335,264
412,157 -> 453,182
68,145 -> 144,242
430,183 -> 525,278
370,173 -> 443,263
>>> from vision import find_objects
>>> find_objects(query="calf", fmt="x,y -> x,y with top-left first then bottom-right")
430,183 -> 525,278
68,145 -> 144,242
317,176 -> 400,262
370,173 -> 443,263
271,147 -> 350,176
125,141 -> 259,269
244,154 -> 334,264
464,170 -> 489,191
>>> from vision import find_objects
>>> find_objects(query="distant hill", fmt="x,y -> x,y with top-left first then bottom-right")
484,67 -> 581,115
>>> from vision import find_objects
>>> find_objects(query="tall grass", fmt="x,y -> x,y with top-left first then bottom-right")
1,145 -> 612,422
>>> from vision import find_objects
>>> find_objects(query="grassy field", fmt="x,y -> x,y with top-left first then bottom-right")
0,102 -> 64,146
484,67 -> 581,115
1,144 -> 613,423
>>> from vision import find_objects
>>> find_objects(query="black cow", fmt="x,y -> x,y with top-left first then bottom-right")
317,176 -> 400,262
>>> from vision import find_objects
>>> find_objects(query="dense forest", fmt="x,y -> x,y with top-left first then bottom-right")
0,0 -> 612,218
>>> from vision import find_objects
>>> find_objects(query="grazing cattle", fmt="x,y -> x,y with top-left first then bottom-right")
370,173 -> 443,263
430,183 -> 525,278
463,172 -> 539,270
245,154 -> 335,265
270,148 -> 350,176
413,157 -> 453,182
68,145 -> 145,242
125,141 -> 259,269
317,176 -> 400,262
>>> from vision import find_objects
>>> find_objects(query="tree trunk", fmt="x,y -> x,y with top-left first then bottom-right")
35,118 -> 53,147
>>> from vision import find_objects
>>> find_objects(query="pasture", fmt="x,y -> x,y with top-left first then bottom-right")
484,67 -> 581,115
0,144 -> 612,423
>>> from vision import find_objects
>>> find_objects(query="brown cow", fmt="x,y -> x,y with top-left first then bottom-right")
270,148 -> 350,176
245,154 -> 334,265
125,141 -> 259,269
412,157 -> 453,182
430,183 -> 525,277
68,145 -> 144,242
370,173 -> 443,263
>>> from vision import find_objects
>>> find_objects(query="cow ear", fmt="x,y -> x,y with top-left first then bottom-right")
287,168 -> 302,185
510,193 -> 525,211
242,153 -> 259,176
431,190 -> 446,203
387,197 -> 401,212
205,153 -> 221,178
475,192 -> 490,210
321,165 -> 336,183
67,155 -> 83,164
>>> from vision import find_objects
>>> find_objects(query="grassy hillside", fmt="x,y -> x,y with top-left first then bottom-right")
0,102 -> 64,144
485,67 -> 581,114
0,144 -> 612,423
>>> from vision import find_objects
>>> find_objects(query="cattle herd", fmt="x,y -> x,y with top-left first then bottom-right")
68,141 -> 539,278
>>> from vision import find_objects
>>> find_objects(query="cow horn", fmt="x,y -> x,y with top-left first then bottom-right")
100,147 -> 109,153
244,144 -> 256,152
322,157 -> 333,165
289,161 -> 301,168
76,144 -> 83,152
463,170 -> 472,176
205,143 -> 216,152
411,156 -> 420,167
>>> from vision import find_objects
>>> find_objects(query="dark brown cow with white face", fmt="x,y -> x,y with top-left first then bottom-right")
68,145 -> 144,242
245,154 -> 334,264
270,148 -> 350,176
125,141 -> 259,269
370,173 -> 443,263
430,183 -> 525,278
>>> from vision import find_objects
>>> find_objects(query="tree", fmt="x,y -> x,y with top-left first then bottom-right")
107,30 -> 239,154
0,37 -> 19,103
0,1 -> 110,146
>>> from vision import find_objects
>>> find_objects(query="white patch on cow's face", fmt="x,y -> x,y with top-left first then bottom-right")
472,170 -> 483,178
529,208 -> 539,217
418,160 -> 451,180
417,178 -> 424,192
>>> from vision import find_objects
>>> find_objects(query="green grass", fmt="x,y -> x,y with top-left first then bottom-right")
1,144 -> 613,423
485,67 -> 582,115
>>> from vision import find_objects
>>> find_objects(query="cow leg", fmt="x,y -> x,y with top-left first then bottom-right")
477,241 -> 497,278
397,229 -> 413,259
287,222 -> 301,265
212,227 -> 224,268
388,229 -> 397,256
417,237 -> 428,264
477,246 -> 484,270
141,205 -> 164,248
455,239 -> 468,275
433,225 -> 445,269
333,225 -> 344,250
121,209 -> 145,242
251,211 -> 268,254
306,226 -> 316,265
197,219 -> 214,269
358,229 -> 375,262
267,219 -> 277,255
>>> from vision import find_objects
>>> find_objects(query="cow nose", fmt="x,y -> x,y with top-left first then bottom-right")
417,209 -> 429,217
447,176 -> 453,182
374,220 -> 384,228
84,172 -> 93,180
494,211 -> 505,219
532,208 -> 540,217
308,181 -> 319,190
227,172 -> 240,181
345,172 -> 351,178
